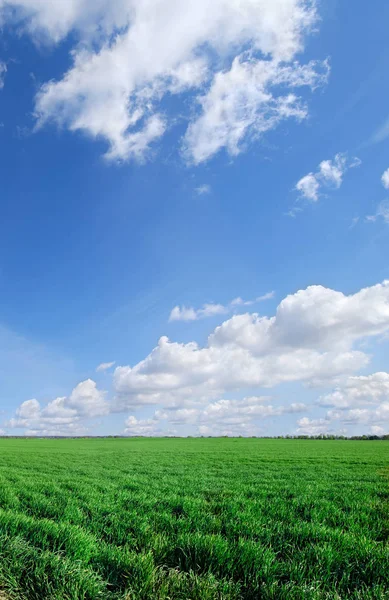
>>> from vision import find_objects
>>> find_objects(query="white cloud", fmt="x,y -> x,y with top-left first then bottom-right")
169,306 -> 198,322
318,154 -> 347,187
195,184 -> 211,196
0,0 -> 132,43
96,361 -> 116,372
366,201 -> 389,225
0,0 -> 326,162
114,281 -> 389,411
169,292 -> 274,322
340,404 -> 389,426
6,379 -> 108,435
0,0 -> 317,56
381,168 -> 389,190
211,281 -> 389,352
197,423 -> 256,437
295,173 -> 320,201
68,379 -> 109,417
371,425 -> 385,435
124,415 -> 162,436
311,371 -> 389,433
125,396 -> 307,436
183,56 -> 329,164
169,303 -> 228,322
7,396 -> 79,434
296,416 -> 331,435
231,291 -> 275,306
202,397 -> 306,424
9,280 -> 389,436
319,372 -> 389,408
16,398 -> 40,419
295,414 -> 350,436
295,152 -> 361,203
124,414 -> 178,436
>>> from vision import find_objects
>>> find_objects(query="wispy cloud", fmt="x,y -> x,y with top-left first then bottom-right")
183,57 -> 329,165
169,303 -> 228,322
0,62 -> 7,90
291,152 -> 361,212
96,361 -> 116,372
366,201 -> 389,225
169,292 -> 275,322
230,292 -> 275,306
371,116 -> 389,145
349,216 -> 359,229
195,184 -> 211,195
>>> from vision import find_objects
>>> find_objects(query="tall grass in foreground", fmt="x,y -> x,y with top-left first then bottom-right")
0,438 -> 388,599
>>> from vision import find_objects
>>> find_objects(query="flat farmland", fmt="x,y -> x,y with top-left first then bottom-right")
0,438 -> 388,599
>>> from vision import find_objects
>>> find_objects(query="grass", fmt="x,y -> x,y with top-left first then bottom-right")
0,437 -> 388,599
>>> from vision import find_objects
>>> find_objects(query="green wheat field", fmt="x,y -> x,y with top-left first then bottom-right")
0,438 -> 388,599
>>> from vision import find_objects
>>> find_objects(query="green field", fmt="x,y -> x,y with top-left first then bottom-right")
0,438 -> 388,599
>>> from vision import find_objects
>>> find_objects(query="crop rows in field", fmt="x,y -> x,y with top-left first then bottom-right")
0,438 -> 388,599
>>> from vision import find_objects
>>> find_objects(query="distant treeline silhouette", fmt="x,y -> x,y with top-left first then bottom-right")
0,434 -> 388,440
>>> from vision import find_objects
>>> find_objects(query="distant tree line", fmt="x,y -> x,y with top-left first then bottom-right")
238,434 -> 389,441
197,434 -> 389,440
283,434 -> 389,440
1,434 -> 388,440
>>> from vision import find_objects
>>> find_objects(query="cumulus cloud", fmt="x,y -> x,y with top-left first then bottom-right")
7,397 -> 79,435
339,404 -> 389,426
295,173 -> 320,202
382,169 -> 389,189
169,291 -> 274,322
6,379 -> 108,435
114,281 -> 389,411
371,425 -> 385,435
8,281 -> 389,436
0,0 -> 327,162
96,361 -> 116,372
6,281 -> 389,436
68,379 -> 109,417
293,371 -> 389,436
294,152 -> 361,203
210,281 -> 389,352
313,371 -> 389,433
125,396 -> 306,436
319,372 -> 389,408
124,414 -> 179,436
124,415 -> 162,436
181,397 -> 306,423
197,423 -> 256,437
296,416 -> 331,435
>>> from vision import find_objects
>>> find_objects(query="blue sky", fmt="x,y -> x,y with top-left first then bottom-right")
1,0 -> 389,437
